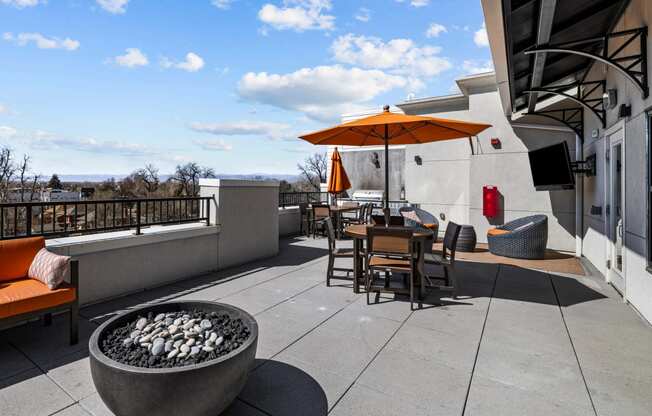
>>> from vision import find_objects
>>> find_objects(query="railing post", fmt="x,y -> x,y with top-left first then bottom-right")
205,198 -> 210,226
135,200 -> 142,235
25,205 -> 32,236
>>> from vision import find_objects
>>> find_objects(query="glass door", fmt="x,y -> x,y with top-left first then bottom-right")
607,129 -> 625,293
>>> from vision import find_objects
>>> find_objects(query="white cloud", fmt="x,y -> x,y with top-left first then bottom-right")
112,48 -> 148,68
330,34 -> 451,93
30,133 -> 154,156
1,0 -> 43,8
193,139 -> 233,151
462,59 -> 494,74
190,121 -> 292,140
258,0 -> 335,32
474,22 -> 489,47
354,7 -> 370,22
161,52 -> 205,72
426,23 -> 446,38
96,0 -> 129,14
237,65 -> 406,122
395,0 -> 429,7
0,126 -> 17,139
211,0 -> 233,9
3,32 -> 80,51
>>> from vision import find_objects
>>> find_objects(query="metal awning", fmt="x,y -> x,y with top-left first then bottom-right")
503,0 -> 645,132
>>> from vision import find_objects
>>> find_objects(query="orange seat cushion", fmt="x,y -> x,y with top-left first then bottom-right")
0,278 -> 76,319
423,223 -> 439,231
487,228 -> 511,236
369,256 -> 412,271
0,237 -> 45,282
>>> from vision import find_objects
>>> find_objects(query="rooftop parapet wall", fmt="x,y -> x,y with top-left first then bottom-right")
200,179 -> 279,269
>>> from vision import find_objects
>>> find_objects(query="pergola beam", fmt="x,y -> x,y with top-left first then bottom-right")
527,0 -> 557,113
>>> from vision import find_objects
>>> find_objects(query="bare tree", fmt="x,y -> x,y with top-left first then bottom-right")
297,152 -> 327,191
0,147 -> 16,201
133,164 -> 160,195
171,162 -> 216,196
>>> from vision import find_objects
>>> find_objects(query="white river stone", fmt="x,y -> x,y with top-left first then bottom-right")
136,318 -> 147,330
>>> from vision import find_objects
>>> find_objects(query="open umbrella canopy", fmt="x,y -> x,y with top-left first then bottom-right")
299,107 -> 492,146
327,147 -> 351,195
299,106 -> 492,211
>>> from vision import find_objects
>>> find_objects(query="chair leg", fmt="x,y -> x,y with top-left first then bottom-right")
70,302 -> 79,345
326,256 -> 333,286
448,266 -> 457,299
410,271 -> 415,311
43,313 -> 52,326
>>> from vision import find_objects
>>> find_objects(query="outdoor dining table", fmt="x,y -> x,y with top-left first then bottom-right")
344,224 -> 433,293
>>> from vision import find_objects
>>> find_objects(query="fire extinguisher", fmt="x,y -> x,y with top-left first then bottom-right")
483,186 -> 499,218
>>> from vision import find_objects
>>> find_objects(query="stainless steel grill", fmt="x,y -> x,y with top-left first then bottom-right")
351,189 -> 384,203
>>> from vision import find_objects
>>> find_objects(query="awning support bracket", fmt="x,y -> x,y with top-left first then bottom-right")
524,80 -> 606,127
525,27 -> 649,98
524,107 -> 584,138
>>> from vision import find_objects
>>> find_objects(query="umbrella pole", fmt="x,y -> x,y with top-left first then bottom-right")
384,124 -> 390,225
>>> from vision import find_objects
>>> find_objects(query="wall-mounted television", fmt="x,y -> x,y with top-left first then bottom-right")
528,141 -> 575,191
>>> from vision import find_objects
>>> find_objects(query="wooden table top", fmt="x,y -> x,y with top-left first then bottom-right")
344,224 -> 433,239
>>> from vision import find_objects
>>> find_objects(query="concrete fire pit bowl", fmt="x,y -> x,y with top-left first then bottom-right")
89,301 -> 258,416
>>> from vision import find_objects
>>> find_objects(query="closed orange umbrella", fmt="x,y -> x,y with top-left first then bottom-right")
300,105 -> 492,209
327,147 -> 351,195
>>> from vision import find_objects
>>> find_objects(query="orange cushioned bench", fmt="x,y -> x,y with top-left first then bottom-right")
0,237 -> 79,344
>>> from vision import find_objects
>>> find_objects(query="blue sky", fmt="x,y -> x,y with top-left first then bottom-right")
0,0 -> 491,176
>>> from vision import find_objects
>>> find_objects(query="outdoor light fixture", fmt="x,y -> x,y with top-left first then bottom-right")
603,89 -> 618,109
490,138 -> 501,149
414,155 -> 422,165
619,104 -> 631,118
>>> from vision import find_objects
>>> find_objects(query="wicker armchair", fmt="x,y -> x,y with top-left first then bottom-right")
399,206 -> 439,243
487,215 -> 548,259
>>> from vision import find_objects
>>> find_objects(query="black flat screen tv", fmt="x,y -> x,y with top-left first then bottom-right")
528,141 -> 575,191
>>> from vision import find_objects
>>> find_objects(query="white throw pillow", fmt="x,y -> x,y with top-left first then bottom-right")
28,248 -> 71,290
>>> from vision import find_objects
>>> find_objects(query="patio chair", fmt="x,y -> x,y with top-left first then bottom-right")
365,226 -> 419,310
299,203 -> 311,236
487,215 -> 548,259
342,203 -> 373,226
371,214 -> 404,226
422,221 -> 462,299
311,204 -> 331,238
325,217 -> 356,287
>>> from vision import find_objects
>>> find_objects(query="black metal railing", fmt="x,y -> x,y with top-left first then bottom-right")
279,192 -> 328,208
0,197 -> 212,240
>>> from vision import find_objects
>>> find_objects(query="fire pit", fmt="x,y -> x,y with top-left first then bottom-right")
89,301 -> 258,416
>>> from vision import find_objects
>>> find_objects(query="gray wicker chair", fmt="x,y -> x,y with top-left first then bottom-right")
487,215 -> 548,259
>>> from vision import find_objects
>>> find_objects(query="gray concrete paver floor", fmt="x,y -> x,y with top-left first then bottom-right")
1,236 -> 651,416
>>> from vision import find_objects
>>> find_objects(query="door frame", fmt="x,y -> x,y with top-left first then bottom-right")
603,120 -> 626,297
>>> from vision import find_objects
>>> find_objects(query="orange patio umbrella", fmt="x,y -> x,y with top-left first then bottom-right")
299,105 -> 492,210
327,147 -> 351,197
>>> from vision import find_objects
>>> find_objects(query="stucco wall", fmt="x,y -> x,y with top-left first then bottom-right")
338,148 -> 405,200
402,89 -> 577,251
47,224 -> 219,305
200,179 -> 279,269
576,0 -> 652,322
279,207 -> 301,237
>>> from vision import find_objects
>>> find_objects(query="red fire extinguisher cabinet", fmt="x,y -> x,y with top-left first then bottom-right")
483,186 -> 499,218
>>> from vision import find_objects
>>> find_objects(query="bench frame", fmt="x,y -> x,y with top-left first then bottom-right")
0,260 -> 79,345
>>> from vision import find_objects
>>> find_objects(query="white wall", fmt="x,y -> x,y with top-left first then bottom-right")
578,0 -> 652,323
47,224 -> 219,305
279,207 -> 301,237
200,179 -> 279,269
402,88 -> 577,251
